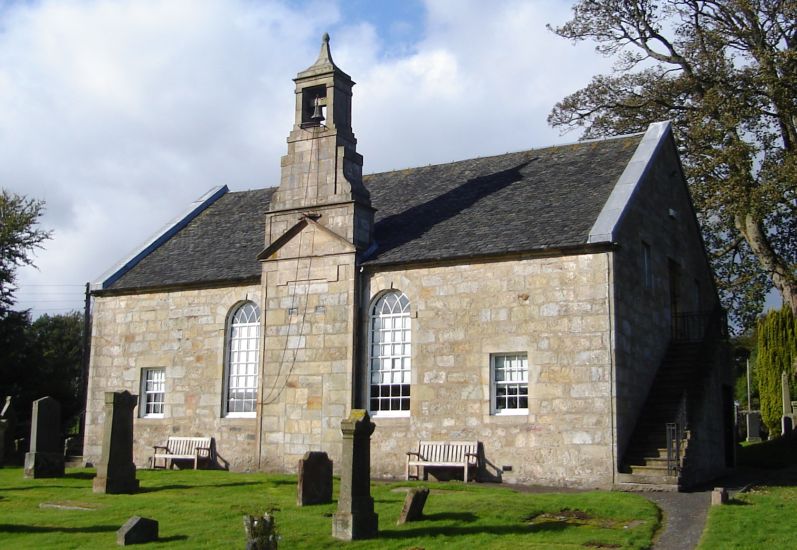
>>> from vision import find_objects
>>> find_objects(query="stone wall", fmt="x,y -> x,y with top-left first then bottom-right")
611,140 -> 721,458
85,285 -> 262,471
362,253 -> 615,488
258,220 -> 358,473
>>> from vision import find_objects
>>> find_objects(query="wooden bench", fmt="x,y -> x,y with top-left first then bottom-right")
406,441 -> 480,483
152,436 -> 214,470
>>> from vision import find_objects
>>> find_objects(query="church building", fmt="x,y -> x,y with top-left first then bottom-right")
84,35 -> 733,489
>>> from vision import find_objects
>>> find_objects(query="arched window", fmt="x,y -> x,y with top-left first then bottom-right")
223,301 -> 261,417
369,291 -> 411,415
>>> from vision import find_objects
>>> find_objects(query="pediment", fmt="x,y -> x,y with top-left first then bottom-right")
257,217 -> 356,261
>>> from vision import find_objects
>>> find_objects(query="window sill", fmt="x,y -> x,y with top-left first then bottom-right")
139,414 -> 165,420
224,413 -> 256,419
491,410 -> 529,417
370,411 -> 410,420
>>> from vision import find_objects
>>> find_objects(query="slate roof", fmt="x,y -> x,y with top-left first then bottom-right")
103,133 -> 644,291
363,134 -> 643,265
107,188 -> 274,290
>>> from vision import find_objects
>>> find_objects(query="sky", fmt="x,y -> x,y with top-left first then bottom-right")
4,0 -> 619,317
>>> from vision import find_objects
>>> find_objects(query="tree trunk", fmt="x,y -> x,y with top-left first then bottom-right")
737,212 -> 797,315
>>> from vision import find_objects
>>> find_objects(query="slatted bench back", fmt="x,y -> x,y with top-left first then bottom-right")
418,441 -> 478,464
168,437 -> 212,457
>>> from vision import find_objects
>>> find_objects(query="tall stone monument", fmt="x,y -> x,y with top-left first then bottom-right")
93,391 -> 139,494
24,396 -> 64,478
782,371 -> 793,436
332,410 -> 378,540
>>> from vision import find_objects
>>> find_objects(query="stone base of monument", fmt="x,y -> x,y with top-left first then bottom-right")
332,499 -> 378,540
23,451 -> 65,478
93,464 -> 140,494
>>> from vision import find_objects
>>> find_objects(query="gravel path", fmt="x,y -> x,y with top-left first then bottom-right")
645,490 -> 711,550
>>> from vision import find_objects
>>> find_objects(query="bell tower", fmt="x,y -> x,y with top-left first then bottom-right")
257,35 -> 372,474
268,33 -> 373,248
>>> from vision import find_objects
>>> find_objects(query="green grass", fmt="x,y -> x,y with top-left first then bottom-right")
698,485 -> 797,549
0,467 -> 659,549
699,438 -> 797,549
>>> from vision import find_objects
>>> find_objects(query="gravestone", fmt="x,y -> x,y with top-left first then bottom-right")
243,512 -> 278,550
711,487 -> 728,506
93,391 -> 139,494
745,410 -> 762,443
332,409 -> 378,540
397,487 -> 429,525
0,418 -> 7,467
23,396 -> 65,478
1,396 -> 17,464
297,451 -> 333,506
117,516 -> 158,545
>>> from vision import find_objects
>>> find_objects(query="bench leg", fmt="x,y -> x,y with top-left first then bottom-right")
464,463 -> 469,483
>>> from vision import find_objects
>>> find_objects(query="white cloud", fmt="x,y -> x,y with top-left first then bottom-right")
5,0 -> 611,316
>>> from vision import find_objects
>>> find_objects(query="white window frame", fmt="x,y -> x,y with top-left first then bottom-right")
368,291 -> 411,418
491,353 -> 528,416
139,368 -> 165,418
223,301 -> 261,418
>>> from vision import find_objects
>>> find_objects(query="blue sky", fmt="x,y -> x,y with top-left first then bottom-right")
2,0 -> 777,317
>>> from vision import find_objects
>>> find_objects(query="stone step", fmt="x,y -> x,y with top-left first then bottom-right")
615,472 -> 680,486
613,481 -> 681,492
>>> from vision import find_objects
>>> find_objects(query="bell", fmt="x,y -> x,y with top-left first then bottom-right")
311,98 -> 325,123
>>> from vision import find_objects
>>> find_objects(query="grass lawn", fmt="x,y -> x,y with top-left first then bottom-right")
699,438 -> 797,549
0,467 -> 659,549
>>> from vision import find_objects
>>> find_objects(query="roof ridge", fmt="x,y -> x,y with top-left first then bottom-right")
363,128 -> 648,178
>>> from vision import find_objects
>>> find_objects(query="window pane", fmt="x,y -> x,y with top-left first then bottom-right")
226,301 -> 261,416
492,354 -> 528,413
368,291 -> 412,414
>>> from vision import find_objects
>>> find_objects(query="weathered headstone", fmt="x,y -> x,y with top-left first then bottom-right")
116,516 -> 158,545
0,418 -> 7,467
23,396 -> 64,478
297,451 -> 333,506
243,512 -> 278,550
745,410 -> 762,443
397,487 -> 429,525
332,409 -> 378,540
93,391 -> 139,494
711,487 -> 728,506
1,396 -> 17,464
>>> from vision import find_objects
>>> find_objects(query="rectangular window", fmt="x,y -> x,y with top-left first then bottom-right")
491,353 -> 528,415
642,241 -> 653,289
140,368 -> 165,418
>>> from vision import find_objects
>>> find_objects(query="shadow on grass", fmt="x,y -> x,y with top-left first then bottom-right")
64,471 -> 95,480
138,480 -> 264,493
0,523 -> 117,534
726,499 -> 751,506
379,522 -> 563,539
423,512 -> 478,523
157,535 -> 189,543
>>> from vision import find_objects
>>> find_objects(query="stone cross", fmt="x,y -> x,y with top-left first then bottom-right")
93,391 -> 139,494
23,396 -> 65,478
332,409 -> 378,540
297,451 -> 333,506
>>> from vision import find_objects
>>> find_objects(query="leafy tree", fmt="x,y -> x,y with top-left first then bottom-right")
0,189 -> 51,315
549,1 -> 797,330
756,306 -> 796,435
0,311 -> 84,439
